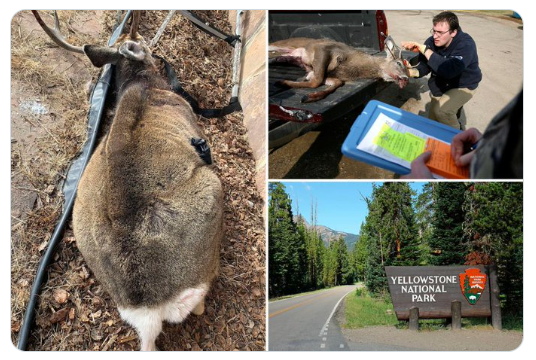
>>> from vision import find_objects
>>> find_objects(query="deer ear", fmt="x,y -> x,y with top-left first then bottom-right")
83,45 -> 121,68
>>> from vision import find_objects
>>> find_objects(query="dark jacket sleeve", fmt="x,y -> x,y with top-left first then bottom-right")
415,52 -> 431,78
427,37 -> 476,79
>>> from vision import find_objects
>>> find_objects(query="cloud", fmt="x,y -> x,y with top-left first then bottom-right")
305,185 -> 312,191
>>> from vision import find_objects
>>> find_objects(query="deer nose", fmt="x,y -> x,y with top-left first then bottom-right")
119,40 -> 145,61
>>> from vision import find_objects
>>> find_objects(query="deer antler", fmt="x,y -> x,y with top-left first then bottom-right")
32,10 -> 84,54
129,10 -> 141,38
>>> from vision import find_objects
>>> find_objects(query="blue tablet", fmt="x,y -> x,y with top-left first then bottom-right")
341,100 -> 462,174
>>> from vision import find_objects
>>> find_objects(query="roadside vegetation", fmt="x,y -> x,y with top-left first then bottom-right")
344,287 -> 398,328
344,287 -> 523,332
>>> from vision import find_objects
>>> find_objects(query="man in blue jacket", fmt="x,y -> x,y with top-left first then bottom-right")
402,11 -> 482,129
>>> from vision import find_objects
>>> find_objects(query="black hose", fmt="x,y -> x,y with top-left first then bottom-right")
16,11 -> 131,350
17,196 -> 75,350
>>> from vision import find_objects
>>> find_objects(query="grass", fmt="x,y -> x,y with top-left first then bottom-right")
344,287 -> 399,328
344,287 -> 523,332
502,312 -> 523,332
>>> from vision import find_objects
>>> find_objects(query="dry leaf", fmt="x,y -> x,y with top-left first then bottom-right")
251,287 -> 262,298
53,289 -> 69,304
38,240 -> 48,252
69,308 -> 76,320
91,310 -> 102,319
11,321 -> 21,333
50,308 -> 70,324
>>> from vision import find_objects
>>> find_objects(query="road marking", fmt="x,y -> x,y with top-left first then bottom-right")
320,344 -> 325,349
340,344 -> 344,349
322,337 -> 326,341
318,287 -> 355,336
269,292 -> 333,318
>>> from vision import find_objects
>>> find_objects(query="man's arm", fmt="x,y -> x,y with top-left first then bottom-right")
426,40 -> 476,79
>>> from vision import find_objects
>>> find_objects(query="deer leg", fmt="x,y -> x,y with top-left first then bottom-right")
192,298 -> 205,315
301,77 -> 344,103
278,50 -> 328,90
118,307 -> 162,351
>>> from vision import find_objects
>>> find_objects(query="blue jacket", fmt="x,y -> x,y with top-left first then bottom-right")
416,28 -> 482,96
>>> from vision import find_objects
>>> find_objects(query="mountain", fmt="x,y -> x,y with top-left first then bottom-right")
294,215 -> 359,250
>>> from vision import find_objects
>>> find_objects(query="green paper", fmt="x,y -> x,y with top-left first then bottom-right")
373,124 -> 426,162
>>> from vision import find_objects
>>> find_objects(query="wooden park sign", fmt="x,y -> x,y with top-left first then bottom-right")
385,266 -> 502,329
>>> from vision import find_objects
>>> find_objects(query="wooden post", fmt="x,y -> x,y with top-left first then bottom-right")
451,300 -> 461,330
409,307 -> 419,331
488,265 -> 502,330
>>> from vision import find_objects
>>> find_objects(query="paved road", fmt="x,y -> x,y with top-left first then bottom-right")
269,11 -> 523,179
268,285 -> 357,351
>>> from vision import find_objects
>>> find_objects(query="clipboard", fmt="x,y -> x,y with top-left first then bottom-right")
341,100 -> 463,175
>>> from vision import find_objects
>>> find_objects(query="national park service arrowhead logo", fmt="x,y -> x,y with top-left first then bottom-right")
459,268 -> 487,305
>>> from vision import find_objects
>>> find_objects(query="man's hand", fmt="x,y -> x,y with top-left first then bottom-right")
402,41 -> 427,55
403,60 -> 419,78
451,128 -> 483,167
400,151 -> 433,179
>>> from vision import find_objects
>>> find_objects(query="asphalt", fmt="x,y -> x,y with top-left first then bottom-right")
268,285 -> 357,351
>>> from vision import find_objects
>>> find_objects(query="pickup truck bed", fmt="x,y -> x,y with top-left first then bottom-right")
269,49 -> 391,124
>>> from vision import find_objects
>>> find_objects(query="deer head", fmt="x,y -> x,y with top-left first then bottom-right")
32,11 -> 164,93
382,34 -> 409,89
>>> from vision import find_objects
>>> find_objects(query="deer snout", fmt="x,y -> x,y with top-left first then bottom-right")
398,75 -> 409,89
119,40 -> 146,61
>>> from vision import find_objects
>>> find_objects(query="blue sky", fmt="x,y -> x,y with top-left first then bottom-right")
280,182 -> 425,235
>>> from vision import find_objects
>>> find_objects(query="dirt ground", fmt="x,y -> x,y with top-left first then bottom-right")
11,10 -> 265,351
341,325 -> 523,351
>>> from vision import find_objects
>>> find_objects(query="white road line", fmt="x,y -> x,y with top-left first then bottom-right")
318,287 -> 355,336
321,343 -> 326,349
340,344 -> 345,349
323,337 -> 327,341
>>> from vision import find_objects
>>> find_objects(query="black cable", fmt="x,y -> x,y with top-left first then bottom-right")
153,53 -> 242,118
16,11 -> 129,350
179,11 -> 240,47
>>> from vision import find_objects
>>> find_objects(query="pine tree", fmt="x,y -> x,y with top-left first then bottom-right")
353,224 -> 368,283
361,183 -> 421,295
335,237 -> 352,285
415,183 -> 436,264
268,182 -> 307,297
429,183 -> 467,265
463,183 -> 523,314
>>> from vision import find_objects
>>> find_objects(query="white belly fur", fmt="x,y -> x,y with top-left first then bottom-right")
118,284 -> 208,351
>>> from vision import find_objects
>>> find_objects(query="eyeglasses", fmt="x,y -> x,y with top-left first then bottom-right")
430,28 -> 451,36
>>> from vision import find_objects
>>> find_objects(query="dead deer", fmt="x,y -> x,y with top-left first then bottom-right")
269,36 -> 409,103
32,11 -> 223,351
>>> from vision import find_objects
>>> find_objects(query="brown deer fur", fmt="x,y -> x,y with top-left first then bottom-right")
33,11 -> 224,351
269,37 -> 409,102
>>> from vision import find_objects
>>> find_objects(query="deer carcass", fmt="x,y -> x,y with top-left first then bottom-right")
269,37 -> 409,103
32,11 -> 223,351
